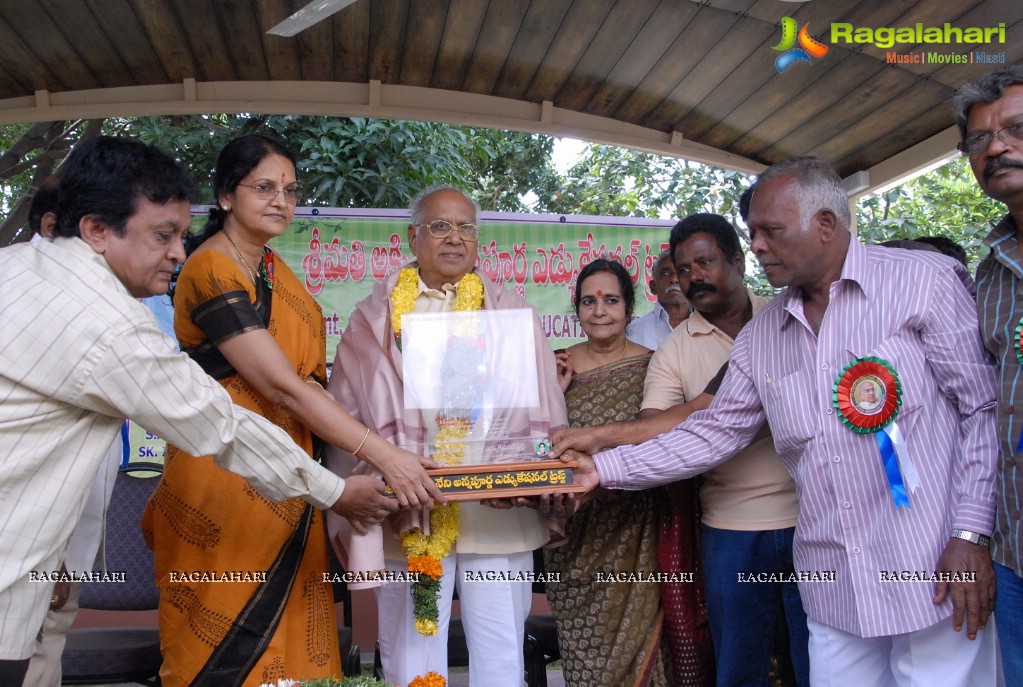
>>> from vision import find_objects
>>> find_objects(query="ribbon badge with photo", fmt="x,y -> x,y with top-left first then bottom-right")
1014,315 -> 1023,452
832,356 -> 920,509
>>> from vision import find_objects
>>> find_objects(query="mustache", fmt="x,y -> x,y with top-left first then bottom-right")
686,283 -> 717,300
985,157 -> 1023,179
664,284 -> 684,294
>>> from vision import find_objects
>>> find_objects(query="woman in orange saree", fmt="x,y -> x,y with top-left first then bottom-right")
143,134 -> 438,687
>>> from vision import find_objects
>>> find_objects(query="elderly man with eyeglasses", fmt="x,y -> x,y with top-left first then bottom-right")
956,64 -> 1023,684
323,185 -> 567,687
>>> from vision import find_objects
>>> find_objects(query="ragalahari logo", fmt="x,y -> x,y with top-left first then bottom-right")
772,17 -> 829,72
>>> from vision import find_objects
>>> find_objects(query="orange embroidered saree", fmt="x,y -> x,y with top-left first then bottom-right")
142,249 -> 340,687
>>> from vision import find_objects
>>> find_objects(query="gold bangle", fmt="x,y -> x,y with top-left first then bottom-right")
352,427 -> 370,457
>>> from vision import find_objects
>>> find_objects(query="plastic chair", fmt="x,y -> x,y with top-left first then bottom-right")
61,462 -> 163,685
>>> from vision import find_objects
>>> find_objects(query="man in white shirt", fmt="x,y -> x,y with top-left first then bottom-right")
627,248 -> 689,350
0,136 -> 396,685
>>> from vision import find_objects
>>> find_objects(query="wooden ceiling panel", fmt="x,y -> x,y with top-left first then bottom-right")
211,1 -> 268,80
35,0 -> 134,88
730,51 -> 884,161
759,66 -> 922,165
521,0 -> 616,103
431,0 -> 487,91
172,0 -> 235,82
814,78 -> 952,175
0,15 -> 65,93
492,0 -> 573,101
254,0 -> 304,81
130,0 -> 200,83
461,0 -> 530,95
398,0 -> 449,88
84,0 -> 170,85
553,0 -> 661,112
582,2 -> 700,120
640,12 -> 773,134
334,0 -> 371,84
0,2 -> 99,92
832,86 -> 953,175
294,12 -> 337,82
367,0 -> 409,85
676,0 -> 841,146
612,5 -> 748,125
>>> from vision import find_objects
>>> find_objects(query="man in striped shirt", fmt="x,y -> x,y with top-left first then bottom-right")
0,137 -> 396,685
957,64 -> 1023,686
564,156 -> 1001,686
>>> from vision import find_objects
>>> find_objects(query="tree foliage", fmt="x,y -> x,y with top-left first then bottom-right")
0,114 -> 1009,279
855,156 -> 1004,268
536,144 -> 753,226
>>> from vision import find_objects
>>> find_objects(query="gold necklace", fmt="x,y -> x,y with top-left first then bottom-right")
224,231 -> 258,285
582,337 -> 628,372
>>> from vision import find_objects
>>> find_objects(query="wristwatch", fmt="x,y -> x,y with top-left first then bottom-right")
950,529 -> 991,548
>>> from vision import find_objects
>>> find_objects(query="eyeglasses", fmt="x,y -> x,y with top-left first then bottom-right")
417,219 -> 480,241
238,183 -> 302,204
958,121 -> 1023,155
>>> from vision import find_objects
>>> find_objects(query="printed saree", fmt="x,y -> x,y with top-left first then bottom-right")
544,353 -> 672,687
142,249 -> 340,687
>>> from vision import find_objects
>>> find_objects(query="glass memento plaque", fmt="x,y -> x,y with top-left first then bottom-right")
394,308 -> 585,501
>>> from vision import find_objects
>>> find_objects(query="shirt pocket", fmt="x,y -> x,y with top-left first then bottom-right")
763,368 -> 820,458
851,334 -> 925,416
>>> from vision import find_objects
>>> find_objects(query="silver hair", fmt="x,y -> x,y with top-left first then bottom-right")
952,65 -> 1023,140
755,156 -> 851,230
408,184 -> 481,227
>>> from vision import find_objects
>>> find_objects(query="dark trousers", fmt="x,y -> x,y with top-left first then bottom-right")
0,658 -> 30,686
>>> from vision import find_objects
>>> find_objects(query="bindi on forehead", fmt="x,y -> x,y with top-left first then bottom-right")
596,289 -> 604,298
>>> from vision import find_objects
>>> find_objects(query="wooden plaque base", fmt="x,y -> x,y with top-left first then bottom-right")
387,459 -> 587,502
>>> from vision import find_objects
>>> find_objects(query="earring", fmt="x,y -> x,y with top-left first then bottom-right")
222,205 -> 231,212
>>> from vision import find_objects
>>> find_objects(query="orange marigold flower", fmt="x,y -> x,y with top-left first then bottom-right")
409,671 -> 447,687
407,555 -> 443,579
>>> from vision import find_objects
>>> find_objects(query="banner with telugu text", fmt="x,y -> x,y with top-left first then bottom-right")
269,207 -> 676,354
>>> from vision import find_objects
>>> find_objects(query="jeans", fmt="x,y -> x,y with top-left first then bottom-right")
994,561 -> 1023,684
700,524 -> 810,687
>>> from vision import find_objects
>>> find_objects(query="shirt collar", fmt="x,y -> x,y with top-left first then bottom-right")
684,288 -> 767,339
983,214 -> 1021,272
780,234 -> 862,328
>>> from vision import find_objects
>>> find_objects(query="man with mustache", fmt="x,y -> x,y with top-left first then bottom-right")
956,64 -> 1023,684
555,213 -> 807,686
561,157 -> 1001,686
627,249 -> 690,350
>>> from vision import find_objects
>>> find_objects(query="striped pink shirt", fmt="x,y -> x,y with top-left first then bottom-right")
595,237 -> 998,638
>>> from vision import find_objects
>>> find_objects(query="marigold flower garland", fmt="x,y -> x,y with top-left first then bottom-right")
390,268 -> 484,655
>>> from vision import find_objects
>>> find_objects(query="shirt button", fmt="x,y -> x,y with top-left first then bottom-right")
1013,510 -> 1021,519
1009,457 -> 1017,467
1009,405 -> 1016,415
843,502 -> 852,509
852,547 -> 861,554
821,363 -> 829,371
833,456 -> 841,463
826,408 -> 834,415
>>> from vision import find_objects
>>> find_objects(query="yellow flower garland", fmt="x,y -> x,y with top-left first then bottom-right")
390,267 -> 485,642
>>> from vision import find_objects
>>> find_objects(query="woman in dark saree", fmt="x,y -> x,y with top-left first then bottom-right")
545,258 -> 711,687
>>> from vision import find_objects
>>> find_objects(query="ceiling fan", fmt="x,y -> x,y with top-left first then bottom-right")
266,0 -> 359,37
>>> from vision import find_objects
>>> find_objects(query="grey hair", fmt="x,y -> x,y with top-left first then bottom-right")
408,184 -> 481,226
952,65 -> 1023,140
755,156 -> 851,230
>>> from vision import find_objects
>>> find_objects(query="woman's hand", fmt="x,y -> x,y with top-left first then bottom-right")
367,441 -> 445,510
555,349 -> 574,393
331,475 -> 399,535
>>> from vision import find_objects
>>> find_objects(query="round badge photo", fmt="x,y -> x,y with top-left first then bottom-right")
851,376 -> 885,415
